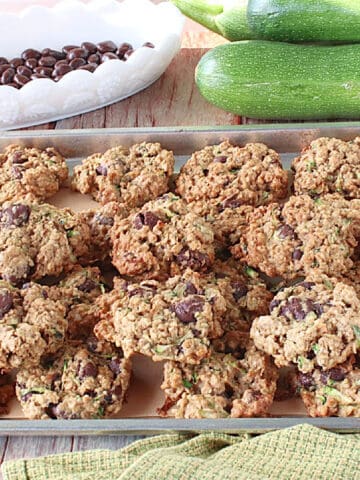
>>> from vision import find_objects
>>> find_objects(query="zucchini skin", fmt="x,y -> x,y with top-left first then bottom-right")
195,41 -> 360,120
170,0 -> 255,41
247,0 -> 360,43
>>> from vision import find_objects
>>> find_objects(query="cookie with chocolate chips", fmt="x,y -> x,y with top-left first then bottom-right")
0,281 -> 67,370
250,276 -> 360,373
159,332 -> 278,418
0,202 -> 90,285
111,193 -> 215,280
292,137 -> 360,199
231,194 -> 360,278
16,337 -> 131,419
293,354 -> 360,417
0,144 -> 68,204
176,141 -> 288,210
94,270 -> 226,364
71,142 -> 174,206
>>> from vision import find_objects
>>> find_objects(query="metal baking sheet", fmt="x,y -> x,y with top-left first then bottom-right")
0,122 -> 360,435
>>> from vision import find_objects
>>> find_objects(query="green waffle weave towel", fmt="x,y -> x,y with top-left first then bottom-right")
2,425 -> 360,480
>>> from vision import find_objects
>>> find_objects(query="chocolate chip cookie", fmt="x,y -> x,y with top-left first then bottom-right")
111,193 -> 215,280
293,355 -> 360,417
176,141 -> 288,209
95,270 -> 226,364
0,281 -> 67,370
232,194 -> 360,278
0,144 -> 68,204
159,333 -> 278,418
292,137 -> 360,199
16,337 -> 131,419
55,266 -> 106,340
250,276 -> 360,373
71,142 -> 174,206
0,202 -> 91,285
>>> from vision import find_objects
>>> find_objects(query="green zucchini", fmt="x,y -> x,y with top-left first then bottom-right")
195,40 -> 360,120
247,0 -> 360,43
170,0 -> 255,41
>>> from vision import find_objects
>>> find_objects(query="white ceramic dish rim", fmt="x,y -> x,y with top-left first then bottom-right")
0,0 -> 184,130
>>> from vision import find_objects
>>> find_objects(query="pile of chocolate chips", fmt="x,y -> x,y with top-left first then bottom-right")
0,40 -> 154,89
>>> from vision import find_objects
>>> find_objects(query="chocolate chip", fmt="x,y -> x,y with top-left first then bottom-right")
81,42 -> 97,54
67,48 -> 88,60
16,65 -> 32,77
25,58 -> 38,69
69,57 -> 86,69
0,57 -> 8,65
112,385 -> 123,397
213,155 -> 227,163
307,349 -> 316,360
320,368 -> 346,384
63,45 -> 79,54
1,68 -> 15,84
173,297 -> 205,323
222,196 -> 242,209
11,166 -> 23,179
10,151 -> 26,164
44,403 -> 58,419
109,358 -> 122,375
38,56 -> 57,67
14,74 -> 30,87
298,281 -> 315,290
10,58 -> 24,69
8,83 -> 20,89
231,281 -> 248,301
292,249 -> 303,261
101,52 -> 118,62
1,204 -> 30,227
124,49 -> 134,60
79,64 -> 96,72
95,164 -> 108,176
224,383 -> 234,399
298,373 -> 315,390
21,49 -> 41,60
41,49 -> 66,61
184,281 -> 198,295
0,290 -> 13,318
34,66 -> 53,77
280,297 -> 306,321
88,53 -> 101,64
54,64 -> 72,76
134,211 -> 160,230
175,249 -> 211,272
143,42 -> 155,48
269,299 -> 280,312
0,64 -> 10,76
278,224 -> 296,239
78,278 -> 98,293
97,40 -> 117,53
78,362 -> 98,379
116,43 -> 133,58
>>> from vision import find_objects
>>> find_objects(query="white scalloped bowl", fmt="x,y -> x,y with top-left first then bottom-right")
0,0 -> 184,130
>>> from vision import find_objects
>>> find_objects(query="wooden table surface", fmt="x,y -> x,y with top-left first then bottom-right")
0,16 -> 237,476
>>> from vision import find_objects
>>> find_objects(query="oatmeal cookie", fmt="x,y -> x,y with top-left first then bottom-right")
293,355 -> 360,417
95,270 -> 226,364
232,194 -> 360,278
0,202 -> 91,285
0,281 -> 67,370
292,137 -> 360,199
176,141 -> 288,208
159,333 -> 278,418
0,144 -> 68,204
16,336 -> 131,419
54,266 -> 106,340
211,259 -> 273,333
79,202 -> 129,263
250,276 -> 360,373
111,193 -> 215,280
71,142 -> 174,206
